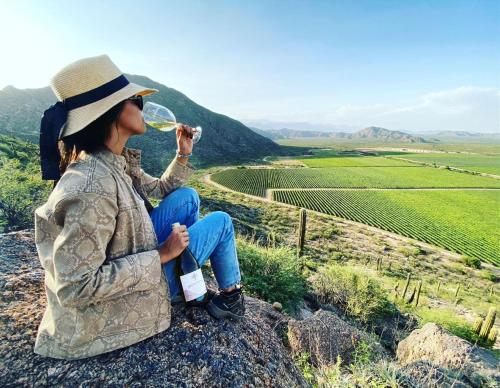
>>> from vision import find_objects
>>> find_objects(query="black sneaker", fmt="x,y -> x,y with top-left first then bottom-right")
186,289 -> 217,307
206,285 -> 245,321
171,289 -> 217,307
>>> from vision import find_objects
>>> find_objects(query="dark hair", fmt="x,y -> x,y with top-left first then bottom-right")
56,100 -> 127,181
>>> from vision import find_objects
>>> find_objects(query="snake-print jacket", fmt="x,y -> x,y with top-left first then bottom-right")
33,146 -> 195,359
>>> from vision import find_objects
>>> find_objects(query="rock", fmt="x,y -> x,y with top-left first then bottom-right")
272,302 -> 283,311
287,309 -> 386,367
0,230 -> 309,387
396,360 -> 470,388
297,307 -> 314,320
397,322 -> 499,387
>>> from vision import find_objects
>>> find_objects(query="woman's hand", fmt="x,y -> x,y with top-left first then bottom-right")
176,124 -> 193,155
157,224 -> 190,264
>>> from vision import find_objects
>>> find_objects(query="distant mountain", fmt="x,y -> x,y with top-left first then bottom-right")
248,126 -> 283,140
252,125 -> 427,143
249,127 -> 333,140
243,119 -> 358,133
0,86 -> 56,144
434,130 -> 495,137
0,75 -> 289,174
350,126 -> 427,143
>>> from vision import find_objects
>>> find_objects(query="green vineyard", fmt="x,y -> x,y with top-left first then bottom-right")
211,164 -> 500,265
211,167 -> 500,197
271,189 -> 500,265
298,156 -> 417,168
397,153 -> 500,176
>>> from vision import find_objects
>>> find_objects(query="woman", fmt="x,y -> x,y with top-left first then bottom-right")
33,55 -> 244,360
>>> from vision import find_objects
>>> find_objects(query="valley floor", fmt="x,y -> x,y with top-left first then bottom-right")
185,168 -> 499,354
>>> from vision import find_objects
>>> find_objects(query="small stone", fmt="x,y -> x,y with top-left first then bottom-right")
272,302 -> 282,311
47,367 -> 57,377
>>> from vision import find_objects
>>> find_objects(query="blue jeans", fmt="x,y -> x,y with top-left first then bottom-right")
149,187 -> 241,301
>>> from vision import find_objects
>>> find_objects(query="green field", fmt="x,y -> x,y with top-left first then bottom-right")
271,189 -> 500,265
212,151 -> 500,266
395,153 -> 500,176
275,136 -> 500,154
212,167 -> 500,197
298,156 -> 417,167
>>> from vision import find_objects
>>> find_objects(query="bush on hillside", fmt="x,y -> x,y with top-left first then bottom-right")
462,255 -> 481,269
0,158 -> 51,232
312,263 -> 394,323
236,238 -> 308,313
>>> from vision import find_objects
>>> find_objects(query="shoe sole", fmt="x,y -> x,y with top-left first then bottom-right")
171,292 -> 216,307
206,301 -> 245,321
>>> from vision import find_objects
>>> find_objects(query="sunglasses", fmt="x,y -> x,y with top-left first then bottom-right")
127,95 -> 143,110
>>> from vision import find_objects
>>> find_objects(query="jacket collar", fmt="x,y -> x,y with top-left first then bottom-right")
90,146 -> 142,174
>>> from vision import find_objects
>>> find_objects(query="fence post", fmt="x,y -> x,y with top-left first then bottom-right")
415,280 -> 422,307
407,286 -> 416,304
402,272 -> 411,300
297,208 -> 307,257
393,281 -> 400,301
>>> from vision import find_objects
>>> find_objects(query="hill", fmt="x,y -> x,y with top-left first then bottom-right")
0,86 -> 56,144
0,133 -> 40,167
433,131 -> 500,137
251,126 -> 427,143
250,127 -> 333,140
351,126 -> 427,143
0,76 -> 295,175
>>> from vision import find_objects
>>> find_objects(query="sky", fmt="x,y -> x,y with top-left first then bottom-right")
0,0 -> 498,133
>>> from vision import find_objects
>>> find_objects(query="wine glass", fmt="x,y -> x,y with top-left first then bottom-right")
142,101 -> 202,144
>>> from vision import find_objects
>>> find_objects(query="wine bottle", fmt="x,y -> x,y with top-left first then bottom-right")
172,222 -> 207,302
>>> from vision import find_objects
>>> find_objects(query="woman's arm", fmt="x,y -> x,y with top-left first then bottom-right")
140,157 -> 195,200
51,192 -> 162,309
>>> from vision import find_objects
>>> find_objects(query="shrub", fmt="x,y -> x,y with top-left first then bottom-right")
397,246 -> 421,257
397,247 -> 411,257
462,255 -> 481,269
321,225 -> 339,239
236,238 -> 308,313
293,352 -> 317,385
312,263 -> 394,323
415,306 -> 483,345
0,158 -> 51,232
447,262 -> 467,275
479,270 -> 498,283
293,346 -> 400,387
330,251 -> 346,262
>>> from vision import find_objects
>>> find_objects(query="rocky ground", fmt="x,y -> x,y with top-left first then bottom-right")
0,230 -> 307,387
1,229 -> 498,387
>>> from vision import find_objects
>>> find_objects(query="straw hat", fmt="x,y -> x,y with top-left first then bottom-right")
39,54 -> 158,180
50,54 -> 158,138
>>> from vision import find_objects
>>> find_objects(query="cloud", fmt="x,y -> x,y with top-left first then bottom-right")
318,86 -> 500,133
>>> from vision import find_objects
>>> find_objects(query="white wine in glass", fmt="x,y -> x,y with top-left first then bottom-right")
143,101 -> 202,143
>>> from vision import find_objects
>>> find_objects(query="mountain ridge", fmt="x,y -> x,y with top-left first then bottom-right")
0,75 -> 294,175
251,126 -> 428,143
